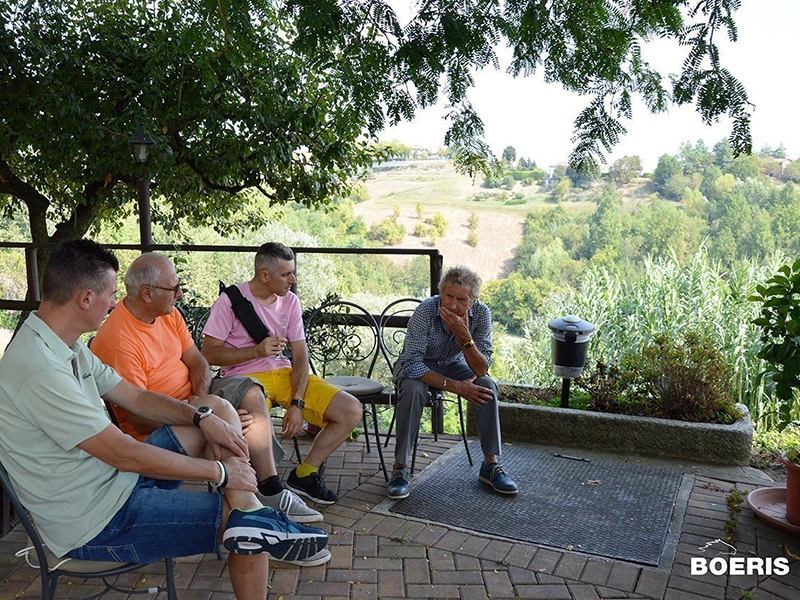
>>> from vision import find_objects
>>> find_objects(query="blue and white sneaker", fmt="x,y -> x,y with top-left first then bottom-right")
479,462 -> 519,495
223,506 -> 328,561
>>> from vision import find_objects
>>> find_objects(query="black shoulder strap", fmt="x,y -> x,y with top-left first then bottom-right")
218,281 -> 270,343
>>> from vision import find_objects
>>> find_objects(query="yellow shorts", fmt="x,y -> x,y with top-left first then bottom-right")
246,368 -> 340,428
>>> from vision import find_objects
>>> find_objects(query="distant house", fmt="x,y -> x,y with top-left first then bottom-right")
772,157 -> 793,179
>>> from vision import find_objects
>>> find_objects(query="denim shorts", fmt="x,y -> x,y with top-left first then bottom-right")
66,426 -> 223,564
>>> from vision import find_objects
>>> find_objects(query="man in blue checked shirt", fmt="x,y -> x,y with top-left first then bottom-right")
387,266 -> 518,500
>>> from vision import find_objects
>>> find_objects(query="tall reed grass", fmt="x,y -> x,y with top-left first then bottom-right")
492,247 -> 790,430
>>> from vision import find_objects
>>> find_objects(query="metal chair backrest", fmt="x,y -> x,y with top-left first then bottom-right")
305,299 -> 382,380
378,297 -> 422,371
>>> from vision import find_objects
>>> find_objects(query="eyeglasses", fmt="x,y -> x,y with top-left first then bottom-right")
151,281 -> 182,296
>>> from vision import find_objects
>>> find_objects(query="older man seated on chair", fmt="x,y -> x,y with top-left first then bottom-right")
387,266 -> 518,499
91,253 -> 324,537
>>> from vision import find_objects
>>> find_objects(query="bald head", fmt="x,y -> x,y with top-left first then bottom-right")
124,253 -> 174,297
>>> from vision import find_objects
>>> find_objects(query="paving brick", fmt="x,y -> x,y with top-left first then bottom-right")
367,515 -> 407,538
508,565 -> 538,585
351,513 -> 386,533
455,554 -> 482,570
431,570 -> 484,585
528,548 -> 563,574
479,539 -> 514,563
328,543 -> 355,569
515,583 -> 572,599
456,535 -> 491,557
297,580 -> 351,596
635,568 -> 669,599
405,583 -> 461,598
413,525 -> 449,547
352,556 -> 403,570
434,531 -> 471,553
351,581 -> 378,599
378,542 -> 428,559
459,584 -> 491,600
580,558 -> 613,586
667,574 -> 725,599
378,569 -> 404,597
404,558 -> 432,584
429,548 -> 456,571
553,553 -> 588,581
758,576 -> 800,600
566,583 -> 602,600
606,562 -> 640,592
483,569 -> 515,598
504,544 -> 538,569
354,534 -> 378,558
269,568 -> 300,595
326,569 -> 378,584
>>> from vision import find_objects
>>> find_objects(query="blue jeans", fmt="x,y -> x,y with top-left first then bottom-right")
67,426 -> 223,563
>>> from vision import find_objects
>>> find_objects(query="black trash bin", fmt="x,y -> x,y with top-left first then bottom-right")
548,315 -> 596,407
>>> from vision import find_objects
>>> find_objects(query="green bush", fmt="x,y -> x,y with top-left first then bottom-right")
466,231 -> 479,247
367,218 -> 406,245
505,197 -> 528,206
413,223 -> 427,237
576,331 -> 740,424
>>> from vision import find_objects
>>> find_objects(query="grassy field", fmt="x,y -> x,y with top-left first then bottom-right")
356,160 -> 644,283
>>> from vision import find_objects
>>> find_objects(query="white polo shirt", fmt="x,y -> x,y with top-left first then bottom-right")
0,312 -> 137,557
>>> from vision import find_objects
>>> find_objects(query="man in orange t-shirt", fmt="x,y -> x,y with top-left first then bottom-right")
92,253 -> 323,530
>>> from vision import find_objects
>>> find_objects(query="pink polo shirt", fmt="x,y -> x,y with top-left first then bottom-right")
202,283 -> 305,377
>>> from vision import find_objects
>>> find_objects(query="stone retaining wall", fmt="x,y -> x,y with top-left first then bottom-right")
468,402 -> 753,465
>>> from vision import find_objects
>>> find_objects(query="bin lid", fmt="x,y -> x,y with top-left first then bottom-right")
548,315 -> 596,335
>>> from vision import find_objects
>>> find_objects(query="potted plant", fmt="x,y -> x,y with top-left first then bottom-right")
751,258 -> 800,523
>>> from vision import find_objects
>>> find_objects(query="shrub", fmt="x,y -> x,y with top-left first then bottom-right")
505,197 -> 528,206
367,218 -> 406,245
466,230 -> 479,247
575,332 -> 740,424
622,331 -> 740,424
415,203 -> 424,219
413,223 -> 427,237
514,191 -> 525,199
427,212 -> 448,236
467,211 -> 479,230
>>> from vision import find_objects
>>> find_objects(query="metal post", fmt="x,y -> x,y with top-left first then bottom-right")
430,252 -> 443,296
138,171 -> 152,253
560,378 -> 571,408
24,247 -> 40,302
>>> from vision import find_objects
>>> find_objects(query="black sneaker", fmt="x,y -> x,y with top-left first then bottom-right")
286,468 -> 338,505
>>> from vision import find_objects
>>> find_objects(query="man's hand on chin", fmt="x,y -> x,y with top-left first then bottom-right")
439,305 -> 469,340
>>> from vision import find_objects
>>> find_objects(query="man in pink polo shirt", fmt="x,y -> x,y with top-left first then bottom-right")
201,243 -> 362,505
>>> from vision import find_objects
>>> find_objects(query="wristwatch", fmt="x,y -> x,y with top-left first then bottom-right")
462,339 -> 475,350
193,405 -> 213,427
290,398 -> 305,410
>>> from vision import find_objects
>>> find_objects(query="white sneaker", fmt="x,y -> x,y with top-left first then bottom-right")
259,488 -> 323,523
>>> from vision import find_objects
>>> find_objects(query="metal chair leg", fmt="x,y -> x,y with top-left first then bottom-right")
369,398 -> 389,481
457,395 -> 473,466
361,404 -> 371,454
165,557 -> 178,600
384,409 -> 396,448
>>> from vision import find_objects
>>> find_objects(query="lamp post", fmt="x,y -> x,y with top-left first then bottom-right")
129,126 -> 156,252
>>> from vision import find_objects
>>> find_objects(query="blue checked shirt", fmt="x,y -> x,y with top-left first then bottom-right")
399,295 -> 493,379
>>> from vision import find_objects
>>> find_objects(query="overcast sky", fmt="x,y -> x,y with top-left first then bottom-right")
380,0 -> 799,172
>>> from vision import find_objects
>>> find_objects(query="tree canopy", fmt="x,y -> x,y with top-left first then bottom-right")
1,0 -> 752,250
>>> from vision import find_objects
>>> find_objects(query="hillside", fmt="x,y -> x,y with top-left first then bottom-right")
355,161 -> 627,283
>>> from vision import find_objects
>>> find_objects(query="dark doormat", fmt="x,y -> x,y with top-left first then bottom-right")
389,441 -> 683,565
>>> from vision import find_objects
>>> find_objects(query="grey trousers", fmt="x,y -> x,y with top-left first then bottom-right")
392,359 -> 501,467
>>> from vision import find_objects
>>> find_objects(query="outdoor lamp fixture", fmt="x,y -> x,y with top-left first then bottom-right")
129,126 -> 155,164
129,126 -> 156,251
549,315 -> 596,408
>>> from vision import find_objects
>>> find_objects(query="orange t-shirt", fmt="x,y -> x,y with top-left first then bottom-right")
91,299 -> 194,441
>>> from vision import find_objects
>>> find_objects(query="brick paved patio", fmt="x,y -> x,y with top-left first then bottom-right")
1,432 -> 799,600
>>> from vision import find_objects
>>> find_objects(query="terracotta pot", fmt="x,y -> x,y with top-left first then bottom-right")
780,451 -> 800,525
